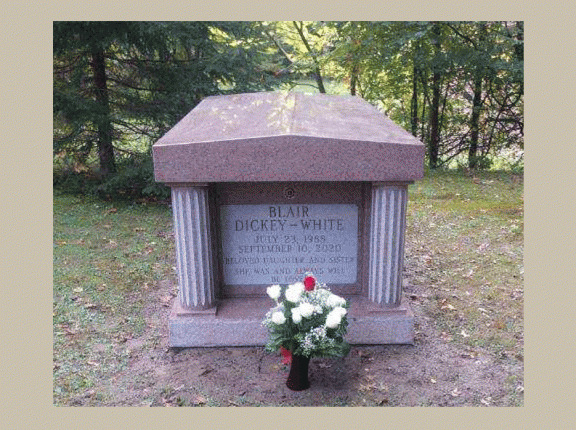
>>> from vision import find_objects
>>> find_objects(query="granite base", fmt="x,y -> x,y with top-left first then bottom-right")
168,296 -> 414,347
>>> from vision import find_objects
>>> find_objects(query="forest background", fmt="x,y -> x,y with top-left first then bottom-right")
53,21 -> 523,199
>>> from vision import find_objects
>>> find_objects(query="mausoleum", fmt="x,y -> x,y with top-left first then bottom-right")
152,91 -> 425,347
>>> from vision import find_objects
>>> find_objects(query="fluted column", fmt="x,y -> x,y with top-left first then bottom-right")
171,185 -> 215,310
368,184 -> 408,306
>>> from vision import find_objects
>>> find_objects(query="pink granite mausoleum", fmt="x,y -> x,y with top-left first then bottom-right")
153,91 -> 425,347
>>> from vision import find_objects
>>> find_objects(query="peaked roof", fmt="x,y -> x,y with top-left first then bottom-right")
153,91 -> 424,183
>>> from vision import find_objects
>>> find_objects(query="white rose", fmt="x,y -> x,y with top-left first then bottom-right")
325,312 -> 342,329
285,282 -> 305,303
271,311 -> 286,325
299,303 -> 314,318
291,307 -> 302,324
266,285 -> 281,301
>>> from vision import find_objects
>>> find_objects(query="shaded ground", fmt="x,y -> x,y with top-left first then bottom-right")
68,276 -> 523,407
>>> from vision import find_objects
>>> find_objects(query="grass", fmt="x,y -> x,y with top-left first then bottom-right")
406,169 -> 524,359
53,168 -> 523,406
53,192 -> 177,405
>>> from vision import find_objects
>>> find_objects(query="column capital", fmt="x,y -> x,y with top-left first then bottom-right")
371,181 -> 412,188
168,182 -> 210,188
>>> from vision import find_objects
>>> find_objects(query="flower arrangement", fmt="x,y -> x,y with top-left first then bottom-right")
262,273 -> 351,362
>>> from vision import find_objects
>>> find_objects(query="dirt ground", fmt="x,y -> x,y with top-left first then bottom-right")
74,275 -> 523,407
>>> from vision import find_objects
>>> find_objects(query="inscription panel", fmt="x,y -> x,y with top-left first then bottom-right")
220,204 -> 358,285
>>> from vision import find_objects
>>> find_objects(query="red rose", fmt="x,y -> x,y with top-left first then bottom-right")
303,275 -> 316,291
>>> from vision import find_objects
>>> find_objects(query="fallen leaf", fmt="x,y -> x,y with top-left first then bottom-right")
359,383 -> 375,392
477,242 -> 490,251
377,396 -> 389,405
460,330 -> 470,338
160,295 -> 173,306
480,397 -> 491,406
450,387 -> 461,397
72,287 -> 84,293
440,332 -> 453,341
430,378 -> 437,384
198,368 -> 213,376
193,395 -> 206,405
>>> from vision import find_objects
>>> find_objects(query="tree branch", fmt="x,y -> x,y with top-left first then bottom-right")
292,21 -> 326,93
445,22 -> 478,50
263,27 -> 294,64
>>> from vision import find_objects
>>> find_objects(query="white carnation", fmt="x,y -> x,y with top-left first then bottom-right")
285,282 -> 305,303
292,282 -> 305,293
325,312 -> 342,329
271,311 -> 286,325
291,307 -> 302,324
266,284 -> 281,300
333,306 -> 347,317
327,293 -> 346,308
299,302 -> 314,318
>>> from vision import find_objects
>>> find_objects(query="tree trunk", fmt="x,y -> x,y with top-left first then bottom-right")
313,67 -> 326,94
428,23 -> 442,169
429,70 -> 441,169
293,21 -> 326,94
410,63 -> 419,137
468,22 -> 487,169
90,49 -> 116,177
350,63 -> 358,96
468,73 -> 483,169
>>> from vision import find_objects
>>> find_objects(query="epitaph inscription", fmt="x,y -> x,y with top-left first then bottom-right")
220,204 -> 358,285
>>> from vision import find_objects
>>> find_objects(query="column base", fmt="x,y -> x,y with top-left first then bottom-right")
346,296 -> 414,345
173,300 -> 217,317
168,296 -> 414,347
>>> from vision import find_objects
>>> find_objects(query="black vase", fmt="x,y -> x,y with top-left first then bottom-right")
286,354 -> 310,391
